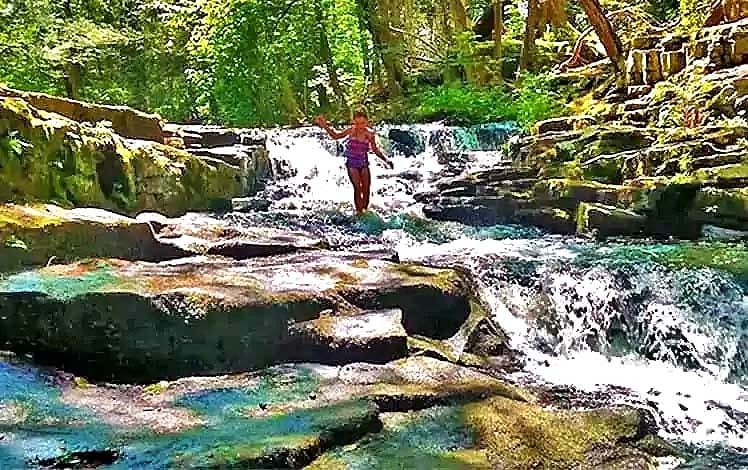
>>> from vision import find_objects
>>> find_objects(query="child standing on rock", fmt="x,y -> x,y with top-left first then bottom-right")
315,110 -> 393,215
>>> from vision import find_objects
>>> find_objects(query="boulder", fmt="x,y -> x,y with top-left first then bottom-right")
462,397 -> 660,469
0,253 -> 477,381
0,87 -> 163,141
289,309 -> 408,364
176,125 -> 239,148
576,202 -> 647,238
516,208 -> 576,234
694,163 -> 748,187
533,179 -> 646,211
532,116 -> 596,135
0,354 -> 527,469
309,395 -> 668,469
388,128 -> 425,157
0,204 -> 186,272
0,97 -> 258,216
689,186 -> 748,229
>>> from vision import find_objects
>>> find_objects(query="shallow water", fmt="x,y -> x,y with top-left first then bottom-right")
253,123 -> 748,467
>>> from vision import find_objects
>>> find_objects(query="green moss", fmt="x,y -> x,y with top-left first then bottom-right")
463,397 -> 654,469
0,97 -> 251,216
308,407 -> 489,470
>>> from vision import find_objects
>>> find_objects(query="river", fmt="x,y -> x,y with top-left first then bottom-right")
237,123 -> 748,468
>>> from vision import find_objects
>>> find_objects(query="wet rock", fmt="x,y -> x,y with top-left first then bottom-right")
0,353 -> 530,469
388,128 -> 425,157
516,208 -> 576,235
0,204 -> 187,272
0,253 -> 475,381
464,398 -> 663,469
576,202 -> 647,238
289,310 -> 408,364
309,396 -> 668,469
689,187 -> 748,230
0,86 -> 163,141
176,125 -> 239,148
232,197 -> 272,212
137,212 -> 327,259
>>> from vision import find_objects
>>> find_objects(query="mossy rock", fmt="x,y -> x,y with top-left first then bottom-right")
0,97 -> 254,216
576,202 -> 647,239
0,87 -> 164,141
1,353 -> 533,469
553,127 -> 655,163
464,397 -> 661,469
533,179 -> 647,212
694,163 -> 748,187
689,186 -> 748,230
0,253 -> 476,381
0,204 -> 186,272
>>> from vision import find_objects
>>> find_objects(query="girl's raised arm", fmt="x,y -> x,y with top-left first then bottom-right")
315,115 -> 351,140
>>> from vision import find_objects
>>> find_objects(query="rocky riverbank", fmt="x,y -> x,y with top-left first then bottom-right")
0,88 -> 269,216
0,201 -> 680,468
0,60 -> 689,469
422,18 -> 748,240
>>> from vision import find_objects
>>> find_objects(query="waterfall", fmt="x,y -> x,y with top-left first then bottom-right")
245,122 -> 748,461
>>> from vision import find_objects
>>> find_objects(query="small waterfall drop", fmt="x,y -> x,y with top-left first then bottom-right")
242,122 -> 748,462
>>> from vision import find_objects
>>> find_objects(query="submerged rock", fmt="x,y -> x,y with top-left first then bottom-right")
0,354 -> 530,469
0,253 -> 477,381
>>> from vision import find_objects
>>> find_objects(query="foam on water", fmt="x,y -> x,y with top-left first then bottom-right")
260,123 -> 748,461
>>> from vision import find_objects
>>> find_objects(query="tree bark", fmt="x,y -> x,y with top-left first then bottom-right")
316,0 -> 346,105
493,0 -> 503,59
519,0 -> 540,73
371,0 -> 404,96
493,0 -> 503,82
578,0 -> 624,73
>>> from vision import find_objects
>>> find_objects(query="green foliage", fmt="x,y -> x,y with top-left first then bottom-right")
409,74 -> 565,127
1,0 -> 571,126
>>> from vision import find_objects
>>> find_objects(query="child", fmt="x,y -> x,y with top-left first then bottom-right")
315,110 -> 394,215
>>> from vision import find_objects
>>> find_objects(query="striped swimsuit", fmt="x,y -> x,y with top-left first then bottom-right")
344,137 -> 370,169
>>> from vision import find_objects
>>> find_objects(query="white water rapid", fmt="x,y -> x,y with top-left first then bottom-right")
241,123 -> 748,468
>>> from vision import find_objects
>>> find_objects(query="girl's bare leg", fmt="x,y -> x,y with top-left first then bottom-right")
361,167 -> 371,211
347,167 -> 364,213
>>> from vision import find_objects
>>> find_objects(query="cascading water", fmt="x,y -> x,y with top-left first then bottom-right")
237,122 -> 748,468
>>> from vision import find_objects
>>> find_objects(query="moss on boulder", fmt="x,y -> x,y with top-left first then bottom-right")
0,87 -> 164,141
464,397 -> 659,469
0,97 -> 255,216
576,202 -> 647,239
0,204 -> 187,272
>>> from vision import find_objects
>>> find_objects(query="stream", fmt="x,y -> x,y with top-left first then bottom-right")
227,123 -> 748,468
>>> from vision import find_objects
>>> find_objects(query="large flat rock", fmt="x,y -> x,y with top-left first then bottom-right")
0,253 -> 474,381
137,212 -> 326,259
0,204 -> 187,272
0,355 -> 527,469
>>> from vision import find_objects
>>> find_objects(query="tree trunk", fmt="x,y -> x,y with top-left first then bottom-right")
316,0 -> 346,105
450,0 -> 470,32
578,0 -> 624,73
371,0 -> 404,96
64,61 -> 81,100
519,0 -> 539,73
493,0 -> 503,82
